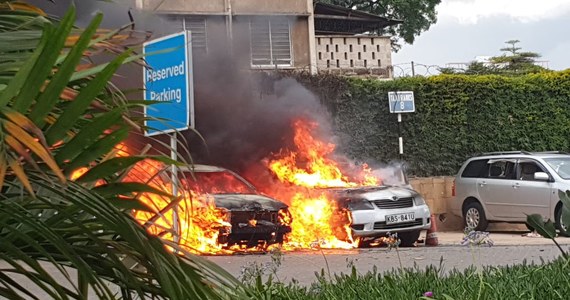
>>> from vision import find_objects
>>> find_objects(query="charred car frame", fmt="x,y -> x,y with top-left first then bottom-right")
179,165 -> 292,248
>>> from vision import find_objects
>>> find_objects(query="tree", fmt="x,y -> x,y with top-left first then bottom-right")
490,39 -> 545,74
0,3 -> 242,299
317,0 -> 441,50
441,40 -> 548,76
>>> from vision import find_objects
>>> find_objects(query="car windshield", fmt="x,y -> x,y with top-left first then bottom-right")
544,157 -> 570,179
180,171 -> 256,194
377,166 -> 408,186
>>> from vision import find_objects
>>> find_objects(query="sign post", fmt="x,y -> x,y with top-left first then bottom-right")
143,31 -> 194,243
388,91 -> 415,159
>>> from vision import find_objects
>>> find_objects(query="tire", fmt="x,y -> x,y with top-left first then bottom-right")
555,206 -> 570,237
398,230 -> 421,247
463,202 -> 488,231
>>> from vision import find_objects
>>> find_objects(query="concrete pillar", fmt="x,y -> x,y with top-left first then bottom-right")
307,0 -> 317,74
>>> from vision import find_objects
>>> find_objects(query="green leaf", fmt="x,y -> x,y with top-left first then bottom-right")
45,50 -> 131,145
75,156 -> 147,183
11,7 -> 76,113
0,26 -> 49,108
526,214 -> 556,239
93,182 -> 173,198
63,126 -> 130,175
29,13 -> 103,126
54,110 -> 122,165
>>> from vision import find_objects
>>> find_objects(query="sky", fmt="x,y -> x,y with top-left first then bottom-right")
392,0 -> 570,74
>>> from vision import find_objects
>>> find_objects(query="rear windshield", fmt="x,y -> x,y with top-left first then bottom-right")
180,171 -> 256,194
461,159 -> 489,178
544,157 -> 570,179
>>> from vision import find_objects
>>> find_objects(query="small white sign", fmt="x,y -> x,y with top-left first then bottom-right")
388,91 -> 415,113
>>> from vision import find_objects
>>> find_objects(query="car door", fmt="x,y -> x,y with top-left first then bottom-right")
476,159 -> 518,219
509,159 -> 552,220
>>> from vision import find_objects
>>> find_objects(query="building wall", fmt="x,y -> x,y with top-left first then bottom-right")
139,0 -> 314,71
140,0 -> 311,15
316,35 -> 392,77
291,18 -> 311,71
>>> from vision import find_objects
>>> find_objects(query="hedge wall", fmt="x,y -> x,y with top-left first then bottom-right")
296,71 -> 570,176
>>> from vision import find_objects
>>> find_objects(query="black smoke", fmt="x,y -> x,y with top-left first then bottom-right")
24,0 -> 338,176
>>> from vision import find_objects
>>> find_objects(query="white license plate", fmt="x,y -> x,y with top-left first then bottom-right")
386,213 -> 415,225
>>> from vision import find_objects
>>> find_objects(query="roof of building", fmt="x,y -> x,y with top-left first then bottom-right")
314,2 -> 402,35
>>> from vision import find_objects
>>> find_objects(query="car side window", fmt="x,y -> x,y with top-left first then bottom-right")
517,161 -> 545,181
487,160 -> 516,179
461,159 -> 489,178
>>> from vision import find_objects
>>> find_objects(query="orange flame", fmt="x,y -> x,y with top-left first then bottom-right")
71,144 -> 233,254
283,192 -> 355,249
124,155 -> 232,254
69,116 -> 385,254
269,120 -> 379,188
264,119 -> 382,249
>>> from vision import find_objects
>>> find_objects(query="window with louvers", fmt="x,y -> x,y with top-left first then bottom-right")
166,15 -> 207,53
250,18 -> 292,67
183,17 -> 207,52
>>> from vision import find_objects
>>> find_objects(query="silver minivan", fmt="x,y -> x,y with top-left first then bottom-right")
451,151 -> 570,236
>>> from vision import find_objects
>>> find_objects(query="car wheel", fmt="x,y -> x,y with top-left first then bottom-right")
463,202 -> 488,231
398,230 -> 420,247
555,207 -> 570,237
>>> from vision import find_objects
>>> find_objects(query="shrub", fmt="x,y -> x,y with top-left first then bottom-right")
293,71 -> 570,176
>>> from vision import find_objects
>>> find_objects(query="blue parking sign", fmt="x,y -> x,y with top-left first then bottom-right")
388,91 -> 415,113
143,31 -> 194,136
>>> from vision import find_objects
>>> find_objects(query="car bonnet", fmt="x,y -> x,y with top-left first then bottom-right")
211,194 -> 288,211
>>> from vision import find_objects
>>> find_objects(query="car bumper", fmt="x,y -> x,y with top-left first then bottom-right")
350,204 -> 432,237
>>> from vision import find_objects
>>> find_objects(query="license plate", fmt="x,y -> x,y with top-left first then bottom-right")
386,213 -> 415,225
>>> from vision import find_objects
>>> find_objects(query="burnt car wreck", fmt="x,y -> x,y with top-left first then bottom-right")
179,165 -> 292,248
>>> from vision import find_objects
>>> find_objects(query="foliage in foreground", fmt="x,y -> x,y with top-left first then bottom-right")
245,257 -> 570,300
0,3 -> 242,299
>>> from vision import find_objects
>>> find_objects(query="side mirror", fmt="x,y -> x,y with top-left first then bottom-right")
534,172 -> 550,181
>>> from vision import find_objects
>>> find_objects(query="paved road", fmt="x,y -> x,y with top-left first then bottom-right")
207,231 -> 570,285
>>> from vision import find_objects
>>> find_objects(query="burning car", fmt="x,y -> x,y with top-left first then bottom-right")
333,186 -> 432,247
263,119 -> 432,248
331,167 -> 432,247
178,164 -> 292,248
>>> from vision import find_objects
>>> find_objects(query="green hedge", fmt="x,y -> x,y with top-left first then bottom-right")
246,256 -> 570,300
296,71 -> 570,176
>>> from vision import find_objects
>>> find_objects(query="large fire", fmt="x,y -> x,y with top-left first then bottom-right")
269,119 -> 379,188
70,118 -> 383,254
122,158 -> 233,254
266,119 -> 380,250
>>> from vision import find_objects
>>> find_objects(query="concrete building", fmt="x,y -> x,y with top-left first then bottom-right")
313,3 -> 401,78
135,0 -> 317,73
316,35 -> 392,77
135,1 -> 400,78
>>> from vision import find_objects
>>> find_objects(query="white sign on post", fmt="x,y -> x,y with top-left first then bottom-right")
388,91 -> 415,113
388,91 -> 415,157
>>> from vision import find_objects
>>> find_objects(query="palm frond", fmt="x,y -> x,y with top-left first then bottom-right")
0,173 -> 244,299
0,3 -> 245,300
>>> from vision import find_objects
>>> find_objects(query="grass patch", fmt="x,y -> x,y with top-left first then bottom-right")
244,256 -> 570,299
